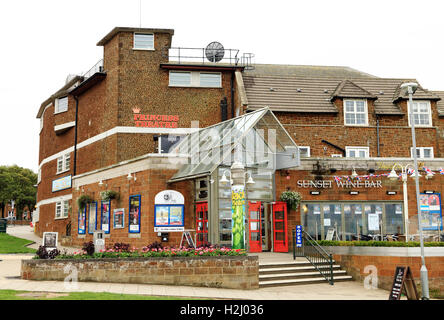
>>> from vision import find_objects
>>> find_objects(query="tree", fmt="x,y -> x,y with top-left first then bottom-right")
0,165 -> 37,219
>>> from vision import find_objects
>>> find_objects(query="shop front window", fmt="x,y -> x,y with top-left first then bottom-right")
301,202 -> 404,241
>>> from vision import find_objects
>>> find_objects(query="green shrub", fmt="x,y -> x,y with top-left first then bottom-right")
315,240 -> 444,247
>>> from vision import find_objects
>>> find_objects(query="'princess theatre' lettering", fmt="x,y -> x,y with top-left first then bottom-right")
133,110 -> 179,128
297,180 -> 382,188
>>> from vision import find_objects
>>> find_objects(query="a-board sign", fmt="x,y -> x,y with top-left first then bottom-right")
180,230 -> 195,248
388,266 -> 419,300
325,228 -> 335,241
42,232 -> 58,248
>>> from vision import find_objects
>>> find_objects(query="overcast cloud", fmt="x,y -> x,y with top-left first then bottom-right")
0,0 -> 443,173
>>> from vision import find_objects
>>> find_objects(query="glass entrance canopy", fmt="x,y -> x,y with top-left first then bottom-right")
168,107 -> 300,183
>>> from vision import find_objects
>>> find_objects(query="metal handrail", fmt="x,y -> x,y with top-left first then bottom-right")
82,59 -> 104,80
293,229 -> 334,285
161,47 -> 254,67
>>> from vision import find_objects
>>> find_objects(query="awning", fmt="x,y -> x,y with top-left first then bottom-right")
168,107 -> 300,183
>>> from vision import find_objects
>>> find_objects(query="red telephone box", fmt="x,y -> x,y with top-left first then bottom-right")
195,201 -> 208,247
272,201 -> 288,252
248,201 -> 262,252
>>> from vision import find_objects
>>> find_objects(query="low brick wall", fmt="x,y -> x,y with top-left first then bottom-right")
325,246 -> 444,294
21,256 -> 259,290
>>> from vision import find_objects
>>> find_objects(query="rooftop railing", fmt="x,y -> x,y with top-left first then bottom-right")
162,47 -> 254,69
82,59 -> 104,80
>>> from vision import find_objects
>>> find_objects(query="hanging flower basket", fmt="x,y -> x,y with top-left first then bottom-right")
280,190 -> 302,211
77,195 -> 93,212
100,190 -> 120,201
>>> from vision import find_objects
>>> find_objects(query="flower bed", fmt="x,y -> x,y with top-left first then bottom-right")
22,252 -> 258,290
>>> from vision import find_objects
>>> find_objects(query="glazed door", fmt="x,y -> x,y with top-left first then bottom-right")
195,201 -> 208,247
248,201 -> 262,252
272,201 -> 288,252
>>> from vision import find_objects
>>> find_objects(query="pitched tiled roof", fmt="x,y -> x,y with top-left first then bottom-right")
244,64 -> 377,78
330,80 -> 377,101
433,91 -> 444,116
243,71 -> 441,115
392,83 -> 441,103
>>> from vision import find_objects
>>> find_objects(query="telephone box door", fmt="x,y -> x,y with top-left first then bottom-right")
272,201 -> 288,252
248,201 -> 262,252
195,201 -> 208,247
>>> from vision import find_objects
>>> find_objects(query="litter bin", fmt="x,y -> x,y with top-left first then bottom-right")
0,219 -> 7,233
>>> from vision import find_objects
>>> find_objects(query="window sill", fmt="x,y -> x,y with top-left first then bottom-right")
54,216 -> 69,220
133,47 -> 155,51
344,124 -> 369,127
168,85 -> 222,89
54,110 -> 68,115
56,169 -> 70,175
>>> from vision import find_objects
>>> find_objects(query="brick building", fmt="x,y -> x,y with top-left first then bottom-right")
35,26 -> 444,251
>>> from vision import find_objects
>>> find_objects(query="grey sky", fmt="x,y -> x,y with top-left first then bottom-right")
0,0 -> 443,173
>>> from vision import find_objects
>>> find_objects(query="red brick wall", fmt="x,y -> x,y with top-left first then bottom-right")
275,99 -> 442,158
70,168 -> 194,248
333,253 -> 444,294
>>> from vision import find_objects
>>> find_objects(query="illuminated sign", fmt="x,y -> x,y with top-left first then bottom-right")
52,175 -> 72,192
132,108 -> 179,128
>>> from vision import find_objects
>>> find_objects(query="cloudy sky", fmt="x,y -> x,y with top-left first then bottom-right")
1,0 -> 443,173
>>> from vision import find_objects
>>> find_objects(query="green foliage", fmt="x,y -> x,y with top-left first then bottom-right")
77,195 -> 93,211
316,240 -> 444,247
0,165 -> 37,219
100,190 -> 119,201
280,190 -> 302,210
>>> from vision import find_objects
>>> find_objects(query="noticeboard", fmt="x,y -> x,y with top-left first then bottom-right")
388,266 -> 419,300
419,193 -> 443,230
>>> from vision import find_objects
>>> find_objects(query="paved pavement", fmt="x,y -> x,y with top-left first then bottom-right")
0,226 -> 392,300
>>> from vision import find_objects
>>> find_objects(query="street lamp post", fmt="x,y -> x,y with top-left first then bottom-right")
402,82 -> 430,300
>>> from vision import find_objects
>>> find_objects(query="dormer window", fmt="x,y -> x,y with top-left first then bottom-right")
54,96 -> 68,114
408,101 -> 432,127
344,99 -> 368,126
133,33 -> 154,50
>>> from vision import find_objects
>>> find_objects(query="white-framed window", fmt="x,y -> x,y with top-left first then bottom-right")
344,99 -> 368,126
159,135 -> 184,153
169,71 -> 192,86
56,153 -> 70,174
169,71 -> 221,88
54,96 -> 68,114
199,72 -> 222,87
410,147 -> 434,159
298,146 -> 311,158
55,200 -> 69,219
133,33 -> 154,50
408,101 -> 432,127
346,146 -> 369,158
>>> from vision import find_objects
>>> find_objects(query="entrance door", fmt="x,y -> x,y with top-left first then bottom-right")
195,201 -> 208,247
248,201 -> 262,252
272,201 -> 288,252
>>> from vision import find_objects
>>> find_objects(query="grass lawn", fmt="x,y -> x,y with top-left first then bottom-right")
0,289 -> 206,300
0,233 -> 36,254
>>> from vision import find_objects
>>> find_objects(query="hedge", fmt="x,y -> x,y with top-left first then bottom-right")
314,240 -> 444,247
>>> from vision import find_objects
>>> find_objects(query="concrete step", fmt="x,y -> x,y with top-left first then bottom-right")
259,270 -> 347,281
259,260 -> 336,269
259,265 -> 342,274
259,275 -> 353,288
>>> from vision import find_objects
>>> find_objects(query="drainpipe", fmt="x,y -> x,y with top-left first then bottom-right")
376,115 -> 380,157
73,96 -> 79,176
231,71 -> 235,118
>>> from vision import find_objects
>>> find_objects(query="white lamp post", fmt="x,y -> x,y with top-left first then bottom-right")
401,82 -> 429,300
388,163 -> 422,242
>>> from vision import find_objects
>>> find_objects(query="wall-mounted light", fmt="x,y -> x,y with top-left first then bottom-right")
349,191 -> 359,195
351,167 -> 358,179
310,191 -> 321,195
127,173 -> 137,181
98,180 -> 104,186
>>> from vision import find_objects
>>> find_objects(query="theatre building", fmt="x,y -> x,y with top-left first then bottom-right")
35,26 -> 444,252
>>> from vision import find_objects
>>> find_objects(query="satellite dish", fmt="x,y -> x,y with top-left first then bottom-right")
205,41 -> 225,63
